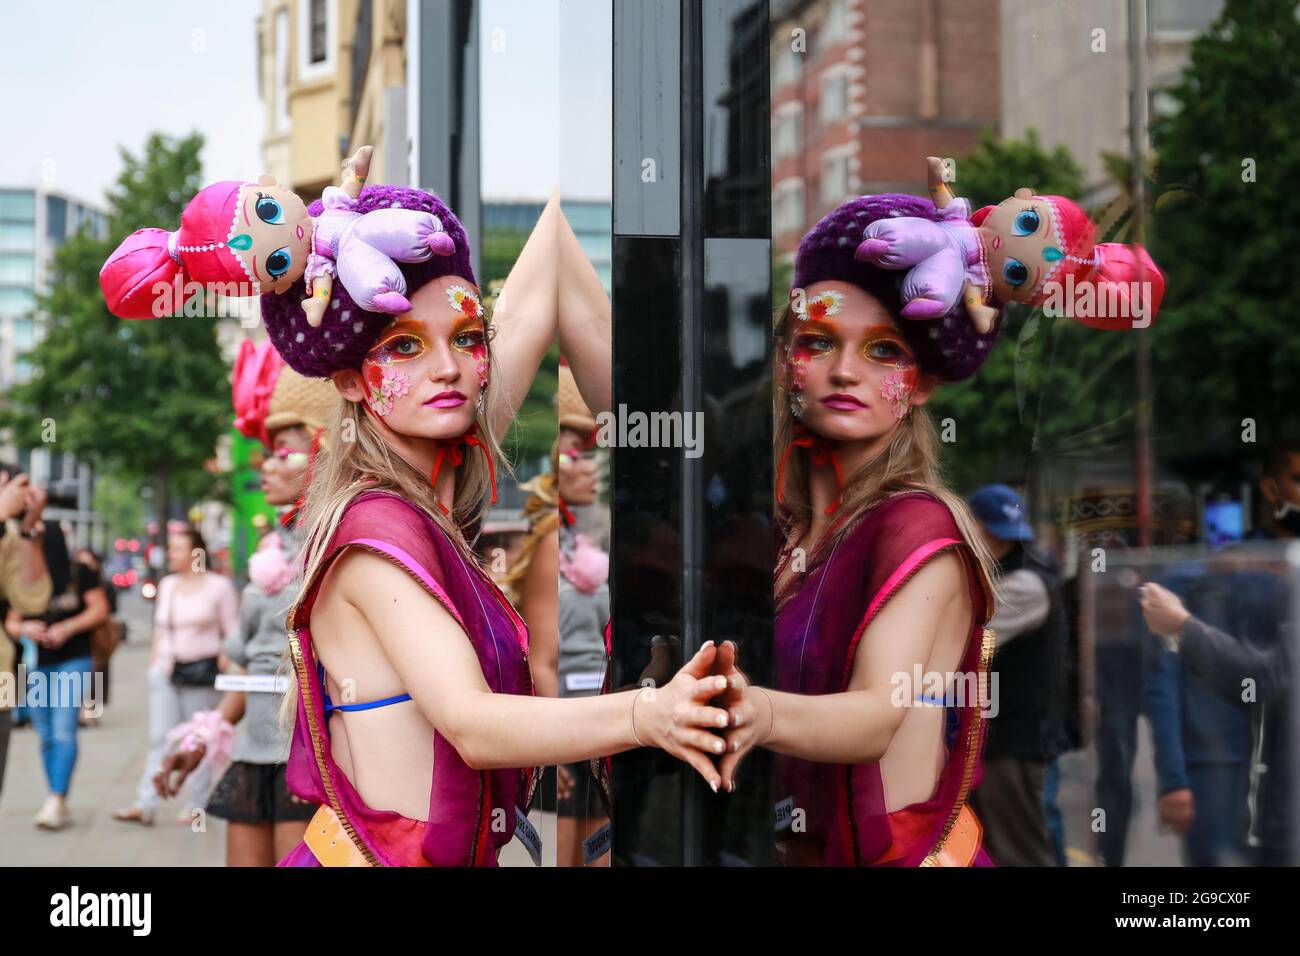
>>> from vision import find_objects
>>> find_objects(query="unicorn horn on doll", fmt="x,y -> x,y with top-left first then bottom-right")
100,145 -> 459,328
853,155 -> 1166,333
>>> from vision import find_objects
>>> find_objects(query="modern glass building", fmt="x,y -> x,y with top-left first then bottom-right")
0,187 -> 107,548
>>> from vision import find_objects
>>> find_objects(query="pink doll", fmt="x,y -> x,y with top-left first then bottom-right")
100,146 -> 456,327
854,156 -> 1165,332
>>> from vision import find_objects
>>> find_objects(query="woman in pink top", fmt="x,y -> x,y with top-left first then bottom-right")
113,526 -> 239,825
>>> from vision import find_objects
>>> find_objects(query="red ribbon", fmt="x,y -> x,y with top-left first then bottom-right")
430,423 -> 497,515
776,423 -> 844,516
558,497 -> 576,527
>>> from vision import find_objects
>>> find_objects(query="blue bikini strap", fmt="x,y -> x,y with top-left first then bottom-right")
317,661 -> 413,715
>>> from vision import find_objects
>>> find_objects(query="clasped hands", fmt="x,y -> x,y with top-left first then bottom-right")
629,640 -> 772,794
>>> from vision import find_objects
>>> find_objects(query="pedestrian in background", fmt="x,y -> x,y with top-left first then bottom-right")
113,525 -> 237,826
0,467 -> 54,807
967,484 -> 1069,866
10,521 -> 109,830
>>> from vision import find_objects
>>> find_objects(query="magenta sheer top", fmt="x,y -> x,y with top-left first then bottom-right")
773,490 -> 994,866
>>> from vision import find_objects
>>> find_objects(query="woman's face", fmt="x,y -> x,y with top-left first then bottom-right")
166,532 -> 196,574
334,275 -> 488,441
261,425 -> 313,506
558,427 -> 599,506
783,281 -> 936,445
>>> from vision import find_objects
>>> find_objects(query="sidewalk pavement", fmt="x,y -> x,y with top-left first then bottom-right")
1,589 -> 224,866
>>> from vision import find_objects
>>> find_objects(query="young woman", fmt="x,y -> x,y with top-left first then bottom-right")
250,184 -> 726,867
156,342 -> 337,864
716,194 -> 1004,866
11,522 -> 107,830
113,525 -> 238,825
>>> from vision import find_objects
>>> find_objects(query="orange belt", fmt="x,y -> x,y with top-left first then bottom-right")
304,804 -> 372,867
926,803 -> 983,867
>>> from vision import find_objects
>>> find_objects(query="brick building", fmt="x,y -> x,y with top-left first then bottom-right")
770,0 -> 1001,260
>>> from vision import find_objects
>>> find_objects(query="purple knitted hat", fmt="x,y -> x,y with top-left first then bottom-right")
792,193 -> 1002,382
260,185 -> 477,378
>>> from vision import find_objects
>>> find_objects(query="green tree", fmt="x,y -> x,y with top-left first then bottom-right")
950,127 -> 1086,211
925,128 -> 1127,491
1149,0 -> 1300,461
1,133 -> 230,546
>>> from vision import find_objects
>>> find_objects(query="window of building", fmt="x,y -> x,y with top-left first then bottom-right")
820,68 -> 850,125
773,105 -> 803,160
275,9 -> 290,130
821,150 -> 851,204
825,0 -> 849,39
0,191 -> 35,221
772,44 -> 801,89
0,222 -> 34,252
0,254 -> 35,285
46,195 -> 67,241
13,317 -> 35,350
310,0 -> 328,62
1150,0 -> 1223,36
0,287 -> 34,316
298,0 -> 334,81
774,179 -> 805,235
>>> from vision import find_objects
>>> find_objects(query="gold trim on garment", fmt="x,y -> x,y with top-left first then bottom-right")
920,625 -> 996,867
288,630 -> 380,867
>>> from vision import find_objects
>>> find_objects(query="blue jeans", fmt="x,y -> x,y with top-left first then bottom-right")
28,655 -> 94,796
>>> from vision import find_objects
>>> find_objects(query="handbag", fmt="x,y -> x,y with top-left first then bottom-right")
90,618 -> 123,665
163,578 -> 219,687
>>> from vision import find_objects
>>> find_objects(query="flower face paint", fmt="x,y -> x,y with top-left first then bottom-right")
445,285 -> 489,389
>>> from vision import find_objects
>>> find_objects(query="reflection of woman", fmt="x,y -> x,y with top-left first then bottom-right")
13,522 -> 108,830
114,526 -> 238,825
720,195 -> 1003,866
259,186 -> 726,867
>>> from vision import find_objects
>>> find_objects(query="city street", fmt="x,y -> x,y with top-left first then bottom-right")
1,588 -> 223,866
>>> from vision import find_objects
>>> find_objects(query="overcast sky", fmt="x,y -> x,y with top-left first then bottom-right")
0,0 -> 611,209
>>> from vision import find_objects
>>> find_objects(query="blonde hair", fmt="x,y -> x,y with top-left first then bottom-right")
277,305 -> 512,729
773,299 -> 999,604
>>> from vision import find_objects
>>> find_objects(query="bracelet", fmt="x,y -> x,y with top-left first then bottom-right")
755,687 -> 775,746
630,688 -> 648,747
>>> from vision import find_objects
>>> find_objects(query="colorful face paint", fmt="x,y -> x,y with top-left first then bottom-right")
802,289 -> 843,321
446,284 -> 483,321
362,360 -> 411,417
862,325 -> 920,418
450,316 -> 490,391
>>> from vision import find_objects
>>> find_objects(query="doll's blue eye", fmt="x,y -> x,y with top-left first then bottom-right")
266,247 -> 292,278
1003,258 -> 1029,288
1012,210 -> 1040,236
256,196 -> 285,225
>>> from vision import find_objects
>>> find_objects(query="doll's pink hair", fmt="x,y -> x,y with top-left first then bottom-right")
100,181 -> 257,319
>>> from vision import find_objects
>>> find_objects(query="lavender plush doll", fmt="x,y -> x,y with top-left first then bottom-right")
852,156 -> 998,334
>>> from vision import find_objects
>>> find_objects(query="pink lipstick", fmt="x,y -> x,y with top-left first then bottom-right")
821,393 -> 867,410
424,390 -> 466,408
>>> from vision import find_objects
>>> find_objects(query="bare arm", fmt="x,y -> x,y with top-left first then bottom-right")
556,201 -> 612,415
718,551 -> 966,785
44,588 -> 110,647
487,189 -> 561,439
518,527 -> 559,698
337,550 -> 730,787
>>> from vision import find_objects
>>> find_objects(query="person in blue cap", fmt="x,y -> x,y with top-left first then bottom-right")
966,483 -> 1070,866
